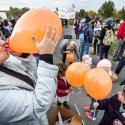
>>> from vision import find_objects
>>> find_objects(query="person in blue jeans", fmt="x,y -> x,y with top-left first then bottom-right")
115,56 -> 125,75
79,17 -> 93,61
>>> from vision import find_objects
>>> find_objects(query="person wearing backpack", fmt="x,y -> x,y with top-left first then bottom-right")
99,18 -> 115,60
79,17 -> 93,61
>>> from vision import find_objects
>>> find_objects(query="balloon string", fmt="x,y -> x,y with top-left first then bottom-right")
93,100 -> 97,119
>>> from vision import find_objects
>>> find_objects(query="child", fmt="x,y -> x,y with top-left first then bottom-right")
84,59 -> 115,120
97,59 -> 118,82
56,63 -> 71,109
82,54 -> 92,69
93,85 -> 125,125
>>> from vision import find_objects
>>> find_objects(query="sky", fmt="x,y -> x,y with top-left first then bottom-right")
0,0 -> 125,12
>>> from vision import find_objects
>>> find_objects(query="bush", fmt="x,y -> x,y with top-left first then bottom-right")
69,19 -> 74,25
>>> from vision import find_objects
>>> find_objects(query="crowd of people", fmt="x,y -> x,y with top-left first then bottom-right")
0,14 -> 125,125
0,18 -> 16,40
59,15 -> 125,124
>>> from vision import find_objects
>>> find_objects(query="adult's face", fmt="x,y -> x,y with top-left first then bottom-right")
0,40 -> 9,65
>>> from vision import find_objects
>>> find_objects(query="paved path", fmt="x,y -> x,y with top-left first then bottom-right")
51,26 -> 125,125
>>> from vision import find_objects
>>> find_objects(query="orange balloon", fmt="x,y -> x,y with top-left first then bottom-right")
66,62 -> 88,87
9,8 -> 62,53
84,68 -> 112,100
66,53 -> 75,62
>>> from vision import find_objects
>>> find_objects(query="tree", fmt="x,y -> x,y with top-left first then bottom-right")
117,7 -> 125,20
79,9 -> 86,18
98,1 -> 115,18
87,10 -> 97,17
20,7 -> 30,15
6,6 -> 30,19
75,12 -> 80,19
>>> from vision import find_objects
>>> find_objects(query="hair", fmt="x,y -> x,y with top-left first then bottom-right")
4,19 -> 9,26
56,63 -> 67,75
67,41 -> 76,48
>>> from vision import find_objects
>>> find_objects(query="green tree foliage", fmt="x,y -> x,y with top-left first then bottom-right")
98,1 -> 115,18
87,10 -> 97,17
79,9 -> 86,18
6,6 -> 30,19
117,7 -> 125,20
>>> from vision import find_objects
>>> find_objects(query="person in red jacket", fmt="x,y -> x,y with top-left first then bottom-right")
56,63 -> 71,109
113,21 -> 125,61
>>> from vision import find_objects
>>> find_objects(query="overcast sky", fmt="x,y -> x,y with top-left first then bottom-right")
0,0 -> 125,12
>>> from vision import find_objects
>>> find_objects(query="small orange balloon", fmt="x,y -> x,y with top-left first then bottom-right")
84,68 -> 112,100
66,62 -> 88,87
66,53 -> 75,63
9,8 -> 62,53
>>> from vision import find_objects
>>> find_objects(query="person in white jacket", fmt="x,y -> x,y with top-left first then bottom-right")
0,25 -> 59,125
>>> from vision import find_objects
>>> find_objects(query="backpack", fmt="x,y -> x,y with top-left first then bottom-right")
79,25 -> 89,42
103,28 -> 115,46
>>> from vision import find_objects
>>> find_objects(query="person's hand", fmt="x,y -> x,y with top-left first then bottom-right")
65,89 -> 71,94
65,51 -> 71,54
93,102 -> 99,108
32,25 -> 58,55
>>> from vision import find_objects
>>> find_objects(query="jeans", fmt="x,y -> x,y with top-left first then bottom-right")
90,99 -> 99,118
79,41 -> 90,61
94,38 -> 100,54
113,40 -> 125,60
115,56 -> 125,75
100,45 -> 110,60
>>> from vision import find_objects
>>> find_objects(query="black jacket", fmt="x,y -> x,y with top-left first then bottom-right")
97,95 -> 125,125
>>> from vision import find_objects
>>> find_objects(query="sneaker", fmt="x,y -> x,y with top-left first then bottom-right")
85,112 -> 96,121
83,106 -> 92,112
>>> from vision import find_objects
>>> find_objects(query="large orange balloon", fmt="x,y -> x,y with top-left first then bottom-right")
66,53 -> 75,63
84,68 -> 112,100
66,62 -> 88,87
9,8 -> 62,53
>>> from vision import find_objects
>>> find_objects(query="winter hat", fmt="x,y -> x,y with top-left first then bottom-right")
97,59 -> 112,71
82,54 -> 92,69
106,18 -> 113,25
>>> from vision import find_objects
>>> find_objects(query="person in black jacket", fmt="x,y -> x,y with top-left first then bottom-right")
99,18 -> 114,60
93,85 -> 125,125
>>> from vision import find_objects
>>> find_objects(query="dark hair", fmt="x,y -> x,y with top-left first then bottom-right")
56,63 -> 67,75
4,19 -> 9,26
63,35 -> 72,39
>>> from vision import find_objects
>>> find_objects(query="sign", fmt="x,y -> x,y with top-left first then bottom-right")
0,12 -> 7,19
58,8 -> 75,19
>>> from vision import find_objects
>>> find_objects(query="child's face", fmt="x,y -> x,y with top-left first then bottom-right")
101,67 -> 110,73
118,91 -> 125,104
58,71 -> 65,77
